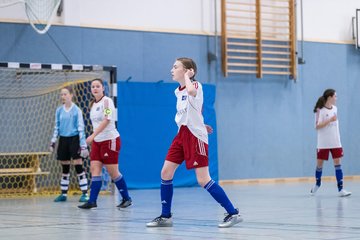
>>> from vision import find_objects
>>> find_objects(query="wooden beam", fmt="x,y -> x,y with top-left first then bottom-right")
227,56 -> 258,60
228,62 -> 258,67
227,42 -> 257,48
261,18 -> 289,22
221,0 -> 228,77
228,49 -> 257,54
228,69 -> 257,74
262,24 -> 290,29
262,64 -> 291,68
256,0 -> 262,78
261,11 -> 289,16
226,8 -> 256,13
262,70 -> 291,75
227,33 -> 290,42
262,50 -> 290,55
261,31 -> 290,36
227,22 -> 257,27
263,57 -> 290,62
289,0 -> 297,80
0,171 -> 50,177
262,43 -> 290,49
227,14 -> 257,20
261,4 -> 289,9
227,1 -> 256,7
0,168 -> 33,173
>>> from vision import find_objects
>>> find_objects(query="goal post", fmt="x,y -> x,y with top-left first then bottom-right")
0,61 -> 117,196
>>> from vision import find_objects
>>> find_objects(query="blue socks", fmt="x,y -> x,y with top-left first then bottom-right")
114,175 -> 130,200
335,165 -> 343,191
315,167 -> 322,186
204,179 -> 237,215
159,179 -> 237,217
89,176 -> 102,203
160,179 -> 173,218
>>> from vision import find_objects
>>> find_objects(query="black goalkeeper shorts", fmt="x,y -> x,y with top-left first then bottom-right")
57,135 -> 81,160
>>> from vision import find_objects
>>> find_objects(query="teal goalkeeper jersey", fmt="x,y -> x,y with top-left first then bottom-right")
51,103 -> 87,147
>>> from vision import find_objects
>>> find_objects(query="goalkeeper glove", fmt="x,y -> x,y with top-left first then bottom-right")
49,142 -> 55,152
80,147 -> 89,158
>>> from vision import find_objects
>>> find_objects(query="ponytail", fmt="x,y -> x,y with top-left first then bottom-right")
313,88 -> 336,113
313,96 -> 325,113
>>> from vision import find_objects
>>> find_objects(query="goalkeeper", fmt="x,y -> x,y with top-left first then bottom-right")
50,86 -> 89,203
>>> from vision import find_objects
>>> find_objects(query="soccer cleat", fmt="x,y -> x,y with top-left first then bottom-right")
146,215 -> 173,227
218,209 -> 243,228
117,198 -> 132,208
54,194 -> 67,202
338,189 -> 351,197
310,185 -> 320,195
79,193 -> 89,202
78,202 -> 97,209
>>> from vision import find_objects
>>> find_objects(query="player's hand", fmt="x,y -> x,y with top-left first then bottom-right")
184,68 -> 195,79
86,135 -> 94,145
330,114 -> 337,122
49,142 -> 55,152
80,147 -> 89,158
205,124 -> 213,134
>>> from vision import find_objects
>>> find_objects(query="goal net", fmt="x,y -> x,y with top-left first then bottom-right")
0,0 -> 62,34
0,62 -> 117,197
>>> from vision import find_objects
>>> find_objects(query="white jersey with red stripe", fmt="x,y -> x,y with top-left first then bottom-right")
315,105 -> 341,149
174,81 -> 208,144
90,96 -> 119,142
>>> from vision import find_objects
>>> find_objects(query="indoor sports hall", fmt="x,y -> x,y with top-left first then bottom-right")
0,1 -> 359,239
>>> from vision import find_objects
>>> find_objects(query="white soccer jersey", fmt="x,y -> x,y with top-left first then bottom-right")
90,96 -> 119,142
174,81 -> 208,144
316,105 -> 341,149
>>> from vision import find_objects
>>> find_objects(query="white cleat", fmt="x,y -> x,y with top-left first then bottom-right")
146,216 -> 173,227
310,185 -> 320,195
338,189 -> 351,197
218,209 -> 243,228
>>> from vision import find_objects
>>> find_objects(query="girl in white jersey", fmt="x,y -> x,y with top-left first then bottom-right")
78,79 -> 132,209
310,89 -> 351,197
146,58 -> 242,228
50,86 -> 89,203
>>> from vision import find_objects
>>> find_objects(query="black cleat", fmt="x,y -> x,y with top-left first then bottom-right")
78,202 -> 97,209
117,198 -> 132,208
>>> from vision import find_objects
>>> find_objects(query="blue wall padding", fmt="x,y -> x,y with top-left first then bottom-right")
117,82 -> 218,188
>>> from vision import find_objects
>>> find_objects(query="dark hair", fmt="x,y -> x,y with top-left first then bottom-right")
90,78 -> 105,108
313,88 -> 336,113
177,57 -> 197,81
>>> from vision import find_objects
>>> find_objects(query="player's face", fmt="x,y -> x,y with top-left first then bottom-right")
329,93 -> 337,105
60,89 -> 72,104
171,61 -> 186,82
91,80 -> 104,99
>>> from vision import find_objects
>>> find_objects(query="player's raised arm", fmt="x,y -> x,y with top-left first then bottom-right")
184,69 -> 197,97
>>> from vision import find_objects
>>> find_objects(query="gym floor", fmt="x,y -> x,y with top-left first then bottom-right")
0,181 -> 359,240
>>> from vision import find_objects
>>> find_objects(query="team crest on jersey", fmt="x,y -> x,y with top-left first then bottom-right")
96,107 -> 100,111
182,95 -> 187,101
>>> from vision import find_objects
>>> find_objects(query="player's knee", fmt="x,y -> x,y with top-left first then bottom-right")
161,168 -> 173,180
108,170 -> 120,180
333,158 -> 341,165
73,159 -> 82,165
90,165 -> 102,176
